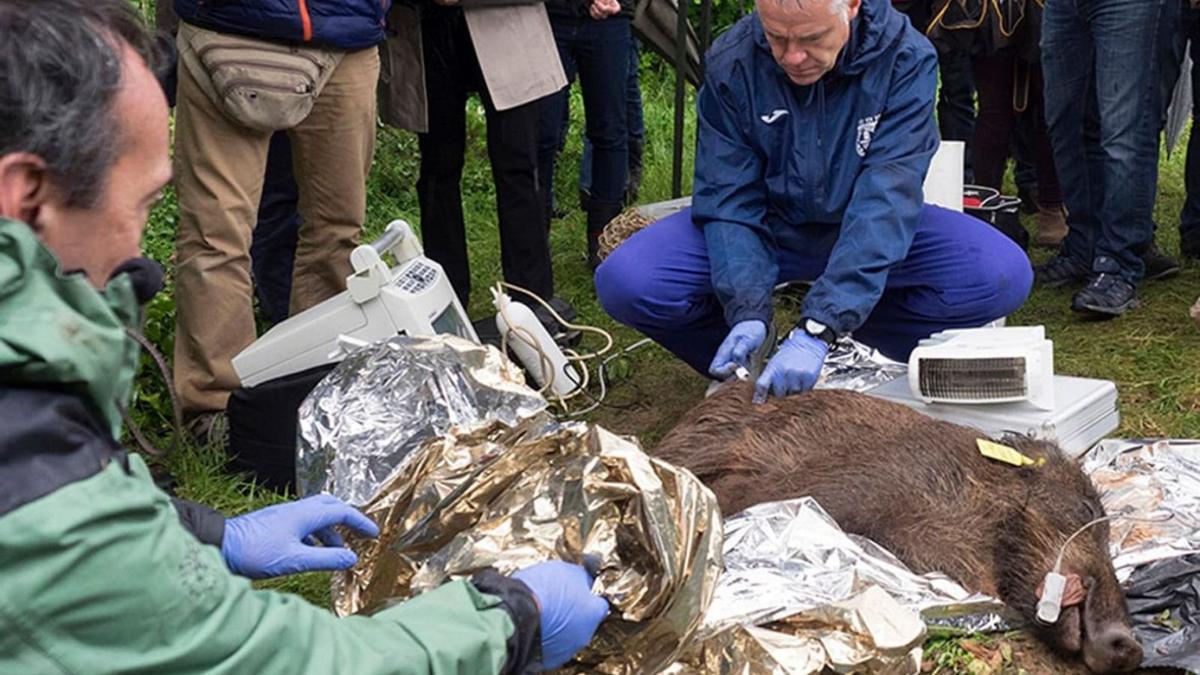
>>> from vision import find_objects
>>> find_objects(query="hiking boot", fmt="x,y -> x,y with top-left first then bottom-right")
185,411 -> 228,449
1140,243 -> 1180,282
1071,273 -> 1139,317
1035,254 -> 1089,289
1034,206 -> 1068,248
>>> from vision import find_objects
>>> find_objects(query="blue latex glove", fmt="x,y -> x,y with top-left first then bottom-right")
753,329 -> 830,404
512,561 -> 610,670
221,494 -> 380,579
708,320 -> 767,379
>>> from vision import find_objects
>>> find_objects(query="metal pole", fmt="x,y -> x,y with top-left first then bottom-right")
671,0 -> 688,198
701,0 -> 712,72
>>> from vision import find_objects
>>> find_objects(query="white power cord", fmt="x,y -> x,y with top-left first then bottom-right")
492,281 -> 626,416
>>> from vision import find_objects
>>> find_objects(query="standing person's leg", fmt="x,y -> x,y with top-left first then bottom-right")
287,46 -> 379,315
539,17 -> 578,222
854,205 -> 1033,360
1025,62 -> 1069,247
483,93 -> 558,303
576,16 -> 631,268
1072,0 -> 1169,313
970,51 -> 1019,192
1038,0 -> 1097,285
1183,5 -> 1200,256
416,9 -> 472,307
173,52 -> 271,419
250,131 -> 301,325
937,48 -> 977,181
624,36 -> 646,204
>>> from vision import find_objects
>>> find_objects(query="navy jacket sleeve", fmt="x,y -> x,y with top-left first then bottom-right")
170,496 -> 226,547
800,42 -> 939,336
693,70 -> 779,329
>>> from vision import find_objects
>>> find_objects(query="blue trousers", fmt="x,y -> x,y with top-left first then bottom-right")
250,131 -> 301,326
595,205 -> 1033,374
1041,0 -> 1171,283
538,16 -> 631,210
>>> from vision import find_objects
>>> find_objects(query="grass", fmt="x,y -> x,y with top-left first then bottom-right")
130,52 -> 1200,662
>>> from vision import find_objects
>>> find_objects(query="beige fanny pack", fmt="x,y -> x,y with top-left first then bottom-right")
178,22 -> 344,132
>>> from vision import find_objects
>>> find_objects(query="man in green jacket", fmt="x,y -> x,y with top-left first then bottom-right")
0,2 -> 607,673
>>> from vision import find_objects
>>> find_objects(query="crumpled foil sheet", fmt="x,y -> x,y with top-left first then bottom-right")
331,413 -> 724,674
816,337 -> 907,393
296,336 -> 547,505
1082,439 -> 1200,581
666,587 -> 925,675
701,498 -> 1014,640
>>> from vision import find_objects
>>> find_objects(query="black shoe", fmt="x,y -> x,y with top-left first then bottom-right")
532,297 -> 581,347
1071,273 -> 1139,317
1035,254 -> 1089,289
1140,243 -> 1180,282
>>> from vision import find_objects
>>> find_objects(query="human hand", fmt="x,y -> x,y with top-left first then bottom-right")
708,320 -> 767,379
512,561 -> 610,670
589,0 -> 621,19
221,494 -> 380,579
753,329 -> 829,404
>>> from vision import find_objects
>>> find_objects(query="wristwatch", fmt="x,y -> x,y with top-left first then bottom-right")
799,318 -> 837,346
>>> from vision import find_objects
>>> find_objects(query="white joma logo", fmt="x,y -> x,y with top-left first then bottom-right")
760,109 -> 789,124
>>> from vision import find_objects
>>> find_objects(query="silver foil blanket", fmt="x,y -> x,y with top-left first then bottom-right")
296,336 -> 547,505
1082,439 -> 1200,580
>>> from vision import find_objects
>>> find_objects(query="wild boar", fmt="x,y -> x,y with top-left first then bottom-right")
652,384 -> 1142,674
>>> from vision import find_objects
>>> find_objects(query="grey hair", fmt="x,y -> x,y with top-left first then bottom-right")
0,0 -> 157,208
761,0 -> 851,21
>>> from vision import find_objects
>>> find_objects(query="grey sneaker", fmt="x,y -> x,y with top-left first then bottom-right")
1071,273 -> 1139,317
1035,254 -> 1089,289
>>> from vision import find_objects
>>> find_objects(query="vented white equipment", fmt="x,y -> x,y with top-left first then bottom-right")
908,326 -> 1055,411
232,220 -> 477,388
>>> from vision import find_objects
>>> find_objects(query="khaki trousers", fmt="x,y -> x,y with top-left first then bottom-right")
173,44 -> 379,416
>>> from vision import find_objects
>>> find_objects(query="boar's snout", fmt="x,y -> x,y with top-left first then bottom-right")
1083,626 -> 1142,674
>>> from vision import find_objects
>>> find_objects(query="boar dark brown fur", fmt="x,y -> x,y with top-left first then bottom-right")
652,384 -> 1142,674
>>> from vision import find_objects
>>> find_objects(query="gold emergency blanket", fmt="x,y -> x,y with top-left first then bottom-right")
332,413 -> 724,674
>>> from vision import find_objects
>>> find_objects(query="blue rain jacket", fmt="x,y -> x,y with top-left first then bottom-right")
174,0 -> 391,51
695,0 -> 938,336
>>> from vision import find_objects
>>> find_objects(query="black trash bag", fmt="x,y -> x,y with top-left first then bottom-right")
963,184 -> 1030,251
1125,554 -> 1200,672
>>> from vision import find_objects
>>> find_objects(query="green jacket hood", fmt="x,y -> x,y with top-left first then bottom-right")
0,218 -> 140,438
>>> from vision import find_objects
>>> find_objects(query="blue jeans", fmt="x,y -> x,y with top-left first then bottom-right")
250,131 -> 301,325
594,206 -> 1033,372
580,37 -> 644,196
538,16 -> 631,212
1042,0 -> 1172,282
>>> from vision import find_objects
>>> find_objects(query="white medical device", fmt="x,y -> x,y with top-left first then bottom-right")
907,326 -> 1055,410
232,220 -> 477,388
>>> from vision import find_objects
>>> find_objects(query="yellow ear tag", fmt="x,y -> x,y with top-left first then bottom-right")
977,439 -> 1044,467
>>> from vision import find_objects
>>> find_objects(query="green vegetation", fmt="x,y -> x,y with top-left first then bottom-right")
124,5 -> 1199,667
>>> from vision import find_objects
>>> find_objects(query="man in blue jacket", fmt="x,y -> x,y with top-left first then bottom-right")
596,0 -> 1032,403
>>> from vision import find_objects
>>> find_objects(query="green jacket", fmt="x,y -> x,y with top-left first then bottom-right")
0,218 -> 537,674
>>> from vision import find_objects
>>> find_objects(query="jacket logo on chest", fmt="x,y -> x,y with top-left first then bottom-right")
855,114 -> 881,157
760,109 -> 789,124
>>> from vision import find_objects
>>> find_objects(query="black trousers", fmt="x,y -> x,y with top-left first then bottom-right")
417,7 -> 555,308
